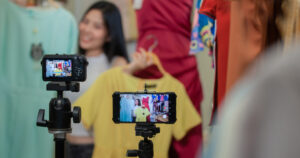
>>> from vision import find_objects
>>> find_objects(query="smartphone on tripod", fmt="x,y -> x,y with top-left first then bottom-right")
112,92 -> 176,124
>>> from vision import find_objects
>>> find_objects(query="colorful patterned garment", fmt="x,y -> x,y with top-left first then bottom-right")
190,0 -> 215,55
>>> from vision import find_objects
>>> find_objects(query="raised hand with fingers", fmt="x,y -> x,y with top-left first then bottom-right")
123,48 -> 154,74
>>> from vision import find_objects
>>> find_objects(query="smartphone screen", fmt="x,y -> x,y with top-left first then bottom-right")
45,59 -> 72,78
113,92 -> 176,124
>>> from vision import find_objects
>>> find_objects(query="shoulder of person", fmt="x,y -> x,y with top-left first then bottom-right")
111,56 -> 128,67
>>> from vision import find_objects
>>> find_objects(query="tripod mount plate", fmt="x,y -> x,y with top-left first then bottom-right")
47,82 -> 80,92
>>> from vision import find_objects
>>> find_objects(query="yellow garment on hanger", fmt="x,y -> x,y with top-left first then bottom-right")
74,66 -> 201,158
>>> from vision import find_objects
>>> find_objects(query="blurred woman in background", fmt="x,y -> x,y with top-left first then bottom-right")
64,1 -> 148,157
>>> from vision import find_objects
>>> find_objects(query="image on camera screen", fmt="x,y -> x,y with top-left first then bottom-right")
120,94 -> 170,123
46,59 -> 72,78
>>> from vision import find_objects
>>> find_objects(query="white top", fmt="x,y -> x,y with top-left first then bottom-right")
65,53 -> 111,137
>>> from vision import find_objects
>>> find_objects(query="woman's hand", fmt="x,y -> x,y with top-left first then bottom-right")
131,48 -> 154,70
123,48 -> 154,74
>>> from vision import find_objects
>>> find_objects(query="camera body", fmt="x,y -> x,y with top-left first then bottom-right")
41,54 -> 88,82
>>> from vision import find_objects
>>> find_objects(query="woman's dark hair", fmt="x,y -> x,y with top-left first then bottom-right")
79,1 -> 129,62
135,99 -> 141,106
265,0 -> 283,48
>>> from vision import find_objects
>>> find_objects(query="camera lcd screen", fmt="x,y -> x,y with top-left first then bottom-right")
113,93 -> 176,123
45,59 -> 72,78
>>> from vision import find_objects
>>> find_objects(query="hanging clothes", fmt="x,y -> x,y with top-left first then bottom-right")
0,0 -> 78,158
190,0 -> 215,56
133,0 -> 203,157
190,0 -> 205,54
199,0 -> 231,119
134,0 -> 203,110
120,96 -> 135,122
73,67 -> 202,158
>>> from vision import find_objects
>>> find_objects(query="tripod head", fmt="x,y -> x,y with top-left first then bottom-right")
36,82 -> 81,135
134,123 -> 160,138
127,123 -> 160,158
37,82 -> 82,158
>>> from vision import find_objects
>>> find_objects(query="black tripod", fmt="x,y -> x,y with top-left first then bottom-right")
127,123 -> 160,158
36,82 -> 81,158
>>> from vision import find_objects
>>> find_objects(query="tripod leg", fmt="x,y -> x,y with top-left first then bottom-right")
54,134 -> 66,158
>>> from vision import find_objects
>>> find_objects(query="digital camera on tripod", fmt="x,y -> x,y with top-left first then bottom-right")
36,54 -> 88,158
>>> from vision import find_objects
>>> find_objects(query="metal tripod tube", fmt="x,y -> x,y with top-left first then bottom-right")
54,134 -> 66,158
55,139 -> 64,158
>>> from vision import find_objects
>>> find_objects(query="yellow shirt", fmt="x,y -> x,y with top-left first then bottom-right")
74,67 -> 201,158
134,107 -> 151,122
